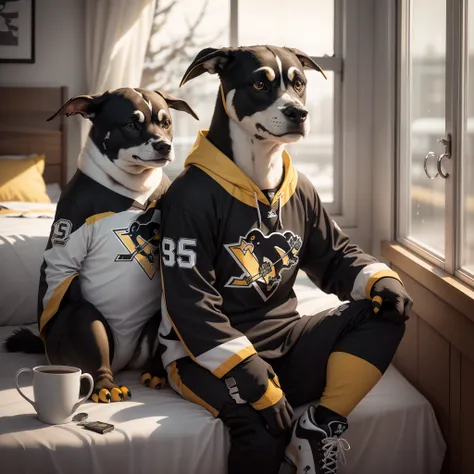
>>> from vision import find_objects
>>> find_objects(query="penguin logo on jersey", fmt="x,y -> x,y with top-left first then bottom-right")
224,228 -> 302,301
113,205 -> 161,279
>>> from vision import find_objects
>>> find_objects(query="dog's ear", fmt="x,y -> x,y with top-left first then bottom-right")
155,90 -> 199,121
286,48 -> 327,80
46,94 -> 104,121
180,47 -> 231,87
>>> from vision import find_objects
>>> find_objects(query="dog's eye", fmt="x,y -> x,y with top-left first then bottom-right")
293,79 -> 304,92
253,80 -> 266,92
125,122 -> 138,131
162,118 -> 171,129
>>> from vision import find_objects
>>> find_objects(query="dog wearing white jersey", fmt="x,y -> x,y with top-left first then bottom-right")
5,87 -> 198,403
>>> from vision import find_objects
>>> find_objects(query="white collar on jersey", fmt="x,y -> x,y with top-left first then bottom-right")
78,138 -> 163,205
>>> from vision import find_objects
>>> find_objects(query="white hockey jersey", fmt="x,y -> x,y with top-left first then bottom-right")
38,170 -> 169,371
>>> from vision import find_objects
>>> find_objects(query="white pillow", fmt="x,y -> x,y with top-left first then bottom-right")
46,183 -> 62,203
0,217 -> 53,326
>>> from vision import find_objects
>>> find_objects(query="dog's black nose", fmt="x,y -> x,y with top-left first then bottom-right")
282,105 -> 308,124
152,141 -> 171,155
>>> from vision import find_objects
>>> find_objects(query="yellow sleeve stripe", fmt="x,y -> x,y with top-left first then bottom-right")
212,345 -> 257,379
168,361 -> 219,417
365,269 -> 403,299
39,273 -> 78,336
372,295 -> 383,313
85,212 -> 115,226
251,378 -> 284,411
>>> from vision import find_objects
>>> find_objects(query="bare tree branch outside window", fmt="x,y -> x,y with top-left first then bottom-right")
142,0 -> 224,94
141,0 -> 335,203
141,0 -> 229,179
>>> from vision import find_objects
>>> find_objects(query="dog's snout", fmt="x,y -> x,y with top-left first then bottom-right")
152,141 -> 172,155
282,105 -> 308,124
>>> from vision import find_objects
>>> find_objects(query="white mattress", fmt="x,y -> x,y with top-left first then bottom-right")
0,204 -> 55,326
0,321 -> 446,474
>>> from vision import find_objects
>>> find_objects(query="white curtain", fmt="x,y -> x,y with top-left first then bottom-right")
81,0 -> 157,142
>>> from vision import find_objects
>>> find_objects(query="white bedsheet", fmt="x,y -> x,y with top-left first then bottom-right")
0,320 -> 446,474
0,206 -> 55,326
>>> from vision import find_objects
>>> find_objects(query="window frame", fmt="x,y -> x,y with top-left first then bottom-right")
395,0 -> 474,288
454,0 -> 474,287
143,0 -> 378,248
229,0 -> 369,228
230,0 -> 344,215
396,0 -> 450,268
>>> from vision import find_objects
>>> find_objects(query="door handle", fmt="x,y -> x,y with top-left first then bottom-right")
424,152 -> 439,179
436,134 -> 451,179
424,134 -> 451,180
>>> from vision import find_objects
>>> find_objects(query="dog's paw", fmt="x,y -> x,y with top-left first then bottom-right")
141,372 -> 166,389
90,381 -> 132,403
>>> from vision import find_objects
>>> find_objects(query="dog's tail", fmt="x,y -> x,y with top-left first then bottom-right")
4,328 -> 45,354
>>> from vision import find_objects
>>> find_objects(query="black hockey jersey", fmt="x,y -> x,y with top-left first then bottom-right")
159,131 -> 396,378
39,170 -> 169,371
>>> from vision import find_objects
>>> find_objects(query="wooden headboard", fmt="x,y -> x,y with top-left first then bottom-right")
0,86 -> 68,187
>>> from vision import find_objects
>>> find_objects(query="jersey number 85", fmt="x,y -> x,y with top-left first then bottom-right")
162,237 -> 197,268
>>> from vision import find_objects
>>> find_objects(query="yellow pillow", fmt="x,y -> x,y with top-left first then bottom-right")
0,155 -> 51,203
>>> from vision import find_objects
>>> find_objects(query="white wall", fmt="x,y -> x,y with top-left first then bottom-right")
0,0 -> 86,180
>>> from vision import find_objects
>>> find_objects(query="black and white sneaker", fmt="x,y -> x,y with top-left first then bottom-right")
285,405 -> 350,474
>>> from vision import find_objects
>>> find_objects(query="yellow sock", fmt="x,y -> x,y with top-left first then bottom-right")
319,351 -> 382,417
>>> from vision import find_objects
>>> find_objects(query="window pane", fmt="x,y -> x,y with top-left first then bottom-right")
142,0 -> 335,203
141,0 -> 230,179
238,1 -> 336,203
238,0 -> 334,56
286,71 -> 334,202
401,0 -> 446,256
461,3 -> 474,274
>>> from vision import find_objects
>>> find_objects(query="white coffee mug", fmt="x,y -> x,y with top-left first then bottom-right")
16,365 -> 94,425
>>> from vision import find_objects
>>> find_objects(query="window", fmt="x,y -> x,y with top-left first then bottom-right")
397,0 -> 474,286
462,2 -> 474,275
141,0 -> 230,179
142,1 -> 342,208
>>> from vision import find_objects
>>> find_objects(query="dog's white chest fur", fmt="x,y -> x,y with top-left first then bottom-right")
229,121 -> 284,190
78,139 -> 163,204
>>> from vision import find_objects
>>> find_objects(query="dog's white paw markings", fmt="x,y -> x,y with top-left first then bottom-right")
51,219 -> 73,246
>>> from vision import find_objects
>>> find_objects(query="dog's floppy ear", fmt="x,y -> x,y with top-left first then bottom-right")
180,47 -> 231,87
46,94 -> 104,121
286,48 -> 327,80
155,90 -> 199,121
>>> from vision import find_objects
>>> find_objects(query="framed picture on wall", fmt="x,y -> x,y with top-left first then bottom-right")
0,0 -> 35,63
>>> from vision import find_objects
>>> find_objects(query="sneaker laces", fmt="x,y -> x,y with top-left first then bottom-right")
320,436 -> 350,474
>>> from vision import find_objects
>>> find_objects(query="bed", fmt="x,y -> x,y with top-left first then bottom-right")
0,295 -> 446,474
0,86 -> 446,474
0,86 -> 67,326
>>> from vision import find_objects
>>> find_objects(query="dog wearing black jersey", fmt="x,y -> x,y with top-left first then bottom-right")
157,46 -> 412,474
5,87 -> 198,403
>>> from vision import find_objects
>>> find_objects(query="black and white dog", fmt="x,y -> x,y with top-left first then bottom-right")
180,45 -> 325,190
173,46 -> 410,474
6,87 -> 198,402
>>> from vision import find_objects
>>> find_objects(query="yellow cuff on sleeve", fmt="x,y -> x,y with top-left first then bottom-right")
365,269 -> 404,299
250,378 -> 284,411
39,273 -> 79,338
212,345 -> 257,379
